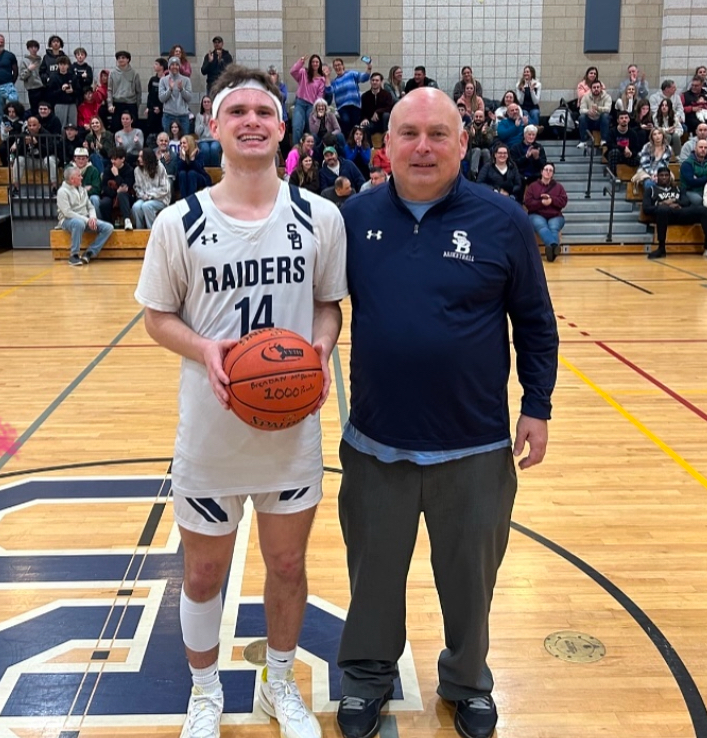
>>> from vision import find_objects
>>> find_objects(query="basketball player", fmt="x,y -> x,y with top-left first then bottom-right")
134,65 -> 347,738
336,87 -> 558,738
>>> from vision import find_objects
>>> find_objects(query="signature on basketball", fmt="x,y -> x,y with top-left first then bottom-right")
0,417 -> 20,458
261,342 -> 305,362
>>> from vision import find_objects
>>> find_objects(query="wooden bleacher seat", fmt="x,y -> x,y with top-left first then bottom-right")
0,187 -> 8,205
653,224 -> 705,248
0,167 -> 63,186
616,164 -> 637,182
50,227 -> 149,260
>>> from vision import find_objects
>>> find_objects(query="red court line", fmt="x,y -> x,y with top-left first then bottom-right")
560,339 -> 707,344
596,341 -> 707,423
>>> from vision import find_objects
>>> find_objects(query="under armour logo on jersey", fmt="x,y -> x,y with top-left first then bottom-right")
452,230 -> 471,254
201,233 -> 218,245
366,230 -> 383,240
287,223 -> 302,250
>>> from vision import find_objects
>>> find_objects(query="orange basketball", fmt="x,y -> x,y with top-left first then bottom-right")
223,327 -> 324,431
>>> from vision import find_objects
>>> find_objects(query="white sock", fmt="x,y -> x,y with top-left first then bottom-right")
189,661 -> 221,694
266,645 -> 296,681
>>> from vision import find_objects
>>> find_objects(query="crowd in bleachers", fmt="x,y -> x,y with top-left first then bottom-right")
1,32 -> 707,260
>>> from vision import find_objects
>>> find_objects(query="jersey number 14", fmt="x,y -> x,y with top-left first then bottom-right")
234,295 -> 274,337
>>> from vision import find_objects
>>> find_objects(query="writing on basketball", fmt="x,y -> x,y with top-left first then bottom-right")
202,255 -> 306,293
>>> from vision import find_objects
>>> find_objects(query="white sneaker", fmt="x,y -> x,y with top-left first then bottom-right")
258,668 -> 322,738
180,685 -> 223,738
576,142 -> 585,149
124,218 -> 134,230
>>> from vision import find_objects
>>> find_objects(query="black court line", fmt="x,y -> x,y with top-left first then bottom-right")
0,310 -> 145,472
138,502 -> 167,546
546,278 -> 701,283
654,261 -> 707,280
595,268 -> 654,294
0,282 -> 142,288
511,520 -> 707,737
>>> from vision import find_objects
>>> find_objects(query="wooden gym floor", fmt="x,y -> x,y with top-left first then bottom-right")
0,249 -> 706,738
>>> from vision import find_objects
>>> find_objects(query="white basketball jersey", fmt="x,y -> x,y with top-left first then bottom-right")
135,183 -> 348,496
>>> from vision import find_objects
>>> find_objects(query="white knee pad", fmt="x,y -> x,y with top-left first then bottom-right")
180,588 -> 222,653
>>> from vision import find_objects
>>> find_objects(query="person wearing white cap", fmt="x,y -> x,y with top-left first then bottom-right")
71,146 -> 101,212
135,65 -> 347,738
159,56 -> 192,134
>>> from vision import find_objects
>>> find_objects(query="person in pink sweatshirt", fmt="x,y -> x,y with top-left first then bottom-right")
290,54 -> 329,146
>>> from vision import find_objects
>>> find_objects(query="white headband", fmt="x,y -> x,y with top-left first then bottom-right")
212,80 -> 283,121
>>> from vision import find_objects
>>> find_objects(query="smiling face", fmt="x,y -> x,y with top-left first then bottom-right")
170,121 -> 180,137
393,67 -> 403,83
413,69 -> 424,85
503,91 -> 515,107
494,146 -> 509,165
523,66 -> 532,81
625,84 -> 636,97
387,88 -> 466,202
353,128 -> 363,145
315,102 -> 327,116
464,82 -> 475,98
333,59 -> 345,76
156,133 -> 169,149
301,155 -> 313,171
121,112 -> 132,129
90,117 -> 102,132
461,67 -> 472,83
524,128 -> 537,144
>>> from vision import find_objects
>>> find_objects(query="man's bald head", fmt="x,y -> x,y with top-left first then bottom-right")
390,87 -> 463,134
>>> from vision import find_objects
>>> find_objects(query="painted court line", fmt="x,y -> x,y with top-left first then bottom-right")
0,310 -> 145,471
559,354 -> 707,490
0,267 -> 53,300
595,268 -> 653,294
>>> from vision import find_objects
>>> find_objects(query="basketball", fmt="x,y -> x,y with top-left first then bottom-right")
223,327 -> 324,431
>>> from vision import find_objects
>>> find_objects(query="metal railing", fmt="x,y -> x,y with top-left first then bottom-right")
558,98 -> 571,163
583,131 -> 596,199
7,132 -> 63,220
602,166 -> 621,243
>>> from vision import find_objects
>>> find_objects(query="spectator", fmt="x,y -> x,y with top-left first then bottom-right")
360,72 -> 393,138
576,66 -> 602,101
289,153 -> 319,193
615,83 -> 639,119
168,44 -> 192,77
325,57 -> 372,137
510,124 -> 547,197
632,127 -> 672,194
0,34 -> 19,111
458,80 -> 484,117
679,138 -> 707,206
146,58 -> 167,139
477,143 -> 522,199
267,64 -> 290,149
493,90 -> 521,122
606,111 -> 640,175
71,47 -> 93,94
131,147 -> 171,228
497,102 -> 527,147
36,100 -> 61,136
78,89 -> 100,131
0,100 -> 24,165
516,65 -> 542,126
360,165 -> 388,191
47,55 -> 78,127
176,134 -> 211,197
372,136 -> 391,174
285,133 -> 315,177
654,97 -> 683,158
385,66 -> 405,104
679,122 -> 707,164
681,76 -> 707,135
525,162 -> 568,262
93,68 -> 110,123
39,35 -> 64,86
319,145 -> 364,192
321,175 -> 353,208
167,119 -> 184,158
10,116 -> 58,195
159,56 -> 192,133
634,98 -> 654,149
290,54 -> 328,147
98,146 -> 135,228
344,126 -> 371,180
578,80 -> 611,147
57,164 -> 114,266
19,40 -> 44,115
195,95 -> 221,167
113,110 -> 144,166
696,66 -> 707,93
404,65 -> 438,94
465,108 -> 494,180
200,36 -> 233,92
457,100 -> 472,128
154,131 -> 178,198
60,123 -> 83,166
107,51 -> 141,132
643,166 -> 707,259
71,146 -> 101,212
618,64 -> 649,99
308,98 -> 345,149
453,66 -> 483,101
649,80 -> 685,127
85,116 -> 113,174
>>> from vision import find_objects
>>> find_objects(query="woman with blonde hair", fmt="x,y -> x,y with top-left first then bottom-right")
176,134 -> 211,197
632,127 -> 672,194
516,65 -> 542,125
384,66 -> 405,104
615,83 -> 638,118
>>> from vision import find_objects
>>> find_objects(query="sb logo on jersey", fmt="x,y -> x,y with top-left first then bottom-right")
287,224 -> 302,250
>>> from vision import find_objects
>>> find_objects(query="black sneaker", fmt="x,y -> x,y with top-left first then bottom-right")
81,251 -> 94,265
68,254 -> 83,267
545,243 -> 558,262
337,688 -> 393,738
647,246 -> 666,260
454,694 -> 497,738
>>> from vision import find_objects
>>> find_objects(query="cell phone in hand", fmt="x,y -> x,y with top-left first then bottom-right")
361,56 -> 371,64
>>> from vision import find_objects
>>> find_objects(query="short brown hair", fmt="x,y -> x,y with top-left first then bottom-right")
210,64 -> 281,107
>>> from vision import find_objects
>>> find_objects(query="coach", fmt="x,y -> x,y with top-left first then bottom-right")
336,87 -> 559,738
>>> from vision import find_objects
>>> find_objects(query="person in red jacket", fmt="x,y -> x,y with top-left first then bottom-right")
524,162 -> 568,262
371,136 -> 391,174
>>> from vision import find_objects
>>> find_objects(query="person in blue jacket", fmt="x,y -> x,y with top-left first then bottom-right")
336,87 -> 559,738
